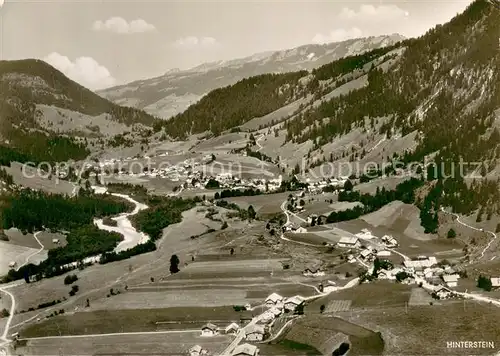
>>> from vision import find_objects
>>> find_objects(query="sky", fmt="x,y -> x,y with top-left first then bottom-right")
0,0 -> 473,90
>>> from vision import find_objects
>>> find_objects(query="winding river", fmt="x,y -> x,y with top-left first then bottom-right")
93,190 -> 149,253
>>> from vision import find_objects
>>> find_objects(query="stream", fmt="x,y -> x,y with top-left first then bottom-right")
93,191 -> 149,253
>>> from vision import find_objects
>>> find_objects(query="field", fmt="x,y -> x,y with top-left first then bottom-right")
0,241 -> 48,276
259,339 -> 323,355
3,162 -> 76,196
297,196 -> 363,220
89,289 -> 256,309
225,192 -> 289,216
408,287 -> 436,306
4,228 -> 67,250
334,218 -> 465,259
307,281 -> 413,312
283,232 -> 331,246
16,332 -> 232,355
8,207 -> 244,322
20,306 -> 253,337
282,316 -> 384,355
338,301 -> 500,355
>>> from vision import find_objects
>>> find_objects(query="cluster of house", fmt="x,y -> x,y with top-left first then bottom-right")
189,292 -> 306,356
374,255 -> 465,299
79,154 -> 284,192
299,177 -> 349,194
333,229 -> 470,299
189,341 -> 260,356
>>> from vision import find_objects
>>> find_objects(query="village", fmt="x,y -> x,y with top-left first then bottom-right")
182,225 -> 488,356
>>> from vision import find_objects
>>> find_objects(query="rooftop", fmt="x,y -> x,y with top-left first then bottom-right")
338,236 -> 359,245
232,343 -> 258,356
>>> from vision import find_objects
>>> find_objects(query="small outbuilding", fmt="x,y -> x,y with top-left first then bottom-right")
200,323 -> 218,337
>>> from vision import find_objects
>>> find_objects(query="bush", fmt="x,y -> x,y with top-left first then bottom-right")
477,275 -> 492,291
69,285 -> 79,296
63,274 -> 78,285
0,230 -> 9,241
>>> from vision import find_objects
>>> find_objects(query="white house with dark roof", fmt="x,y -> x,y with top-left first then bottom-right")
284,295 -> 305,311
442,274 -> 459,288
434,285 -> 454,299
360,249 -> 375,261
189,345 -> 207,356
265,293 -> 284,307
268,306 -> 282,317
232,343 -> 259,356
244,324 -> 265,341
225,322 -> 240,334
337,236 -> 361,248
381,235 -> 398,247
200,323 -> 218,337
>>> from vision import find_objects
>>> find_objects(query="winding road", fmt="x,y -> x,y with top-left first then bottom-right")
0,187 -> 151,354
18,232 -> 44,270
440,207 -> 498,261
0,284 -> 17,354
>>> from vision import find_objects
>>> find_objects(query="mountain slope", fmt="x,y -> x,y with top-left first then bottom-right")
265,0 -> 499,217
98,34 -> 404,119
0,59 -> 161,164
156,42 -> 404,138
158,0 -> 498,219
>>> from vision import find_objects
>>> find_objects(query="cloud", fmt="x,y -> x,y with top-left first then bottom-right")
173,36 -> 219,49
312,27 -> 363,44
43,52 -> 116,90
312,4 -> 410,44
92,17 -> 156,34
338,4 -> 410,22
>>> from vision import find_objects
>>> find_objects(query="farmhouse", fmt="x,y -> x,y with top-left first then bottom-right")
491,278 -> 500,288
337,236 -> 361,249
225,322 -> 240,334
265,293 -> 284,307
189,345 -> 207,356
347,254 -> 357,263
232,343 -> 259,356
52,238 -> 60,244
381,235 -> 398,247
284,295 -> 305,311
434,285 -> 455,299
268,306 -> 282,317
8,261 -> 16,268
442,274 -> 460,288
200,323 -> 218,337
360,249 -> 375,261
244,324 -> 265,341
258,311 -> 275,324
307,214 -> 318,224
292,226 -> 308,233
376,250 -> 391,257
403,257 -> 438,270
377,269 -> 395,280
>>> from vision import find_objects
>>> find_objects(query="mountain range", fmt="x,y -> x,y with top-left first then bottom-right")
98,34 -> 405,119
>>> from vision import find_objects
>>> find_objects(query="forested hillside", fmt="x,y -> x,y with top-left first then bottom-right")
157,42 -> 405,138
0,59 -> 161,164
285,0 -> 500,218
158,71 -> 309,137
